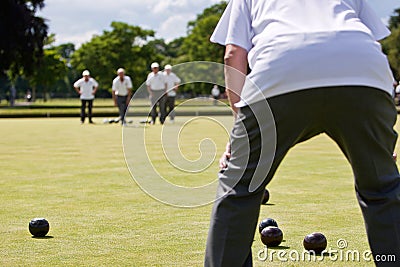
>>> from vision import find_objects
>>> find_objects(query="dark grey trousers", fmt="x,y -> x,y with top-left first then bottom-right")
117,95 -> 127,124
166,96 -> 176,120
150,90 -> 167,124
205,86 -> 400,267
80,99 -> 93,122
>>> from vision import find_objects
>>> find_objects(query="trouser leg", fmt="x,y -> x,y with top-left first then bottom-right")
159,94 -> 167,124
324,87 -> 400,266
88,100 -> 93,122
150,93 -> 158,123
80,100 -> 87,122
150,91 -> 166,124
117,96 -> 127,123
167,96 -> 176,119
205,89 -> 326,267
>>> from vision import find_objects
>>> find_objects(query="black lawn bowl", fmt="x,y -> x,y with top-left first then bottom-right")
303,232 -> 327,254
258,218 -> 279,233
29,218 -> 49,237
260,226 -> 283,247
261,189 -> 270,204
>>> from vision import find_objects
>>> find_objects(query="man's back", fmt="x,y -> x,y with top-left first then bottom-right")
211,0 -> 393,103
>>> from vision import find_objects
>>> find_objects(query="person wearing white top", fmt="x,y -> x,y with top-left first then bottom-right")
205,1 -> 399,266
112,68 -> 133,125
163,64 -> 181,122
73,70 -> 98,124
211,84 -> 220,106
146,62 -> 167,124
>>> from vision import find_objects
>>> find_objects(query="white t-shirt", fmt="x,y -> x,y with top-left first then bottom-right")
112,76 -> 133,96
211,0 -> 394,106
74,78 -> 98,100
211,86 -> 220,97
163,72 -> 181,97
146,72 -> 167,91
396,84 -> 400,94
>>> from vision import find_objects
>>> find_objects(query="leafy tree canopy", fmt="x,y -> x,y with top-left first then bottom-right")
0,0 -> 48,75
71,21 -> 157,93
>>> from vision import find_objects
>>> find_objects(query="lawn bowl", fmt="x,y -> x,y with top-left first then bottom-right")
29,218 -> 49,237
303,232 -> 327,254
261,189 -> 270,204
260,226 -> 283,247
258,218 -> 278,233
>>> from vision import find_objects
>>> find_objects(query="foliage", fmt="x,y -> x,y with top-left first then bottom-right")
178,1 -> 227,94
182,1 -> 226,63
382,8 -> 400,80
388,8 -> 400,29
55,43 -> 75,62
28,48 -> 68,101
0,0 -> 48,75
70,21 -> 157,94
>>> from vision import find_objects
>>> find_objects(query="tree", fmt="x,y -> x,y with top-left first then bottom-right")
71,21 -> 157,94
388,8 -> 400,29
181,2 -> 227,63
55,43 -> 75,63
178,1 -> 227,95
381,8 -> 400,80
0,0 -> 48,75
28,48 -> 68,101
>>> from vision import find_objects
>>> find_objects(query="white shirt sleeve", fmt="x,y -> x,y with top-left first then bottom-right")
356,0 -> 391,40
210,0 -> 253,51
91,78 -> 99,88
175,74 -> 181,84
126,76 -> 133,89
112,77 -> 117,91
146,73 -> 152,86
73,79 -> 81,88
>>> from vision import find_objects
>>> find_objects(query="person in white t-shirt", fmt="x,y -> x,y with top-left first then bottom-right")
74,70 -> 98,124
211,84 -> 220,105
112,68 -> 133,125
146,62 -> 167,124
394,81 -> 400,105
163,64 -> 181,123
205,1 -> 400,266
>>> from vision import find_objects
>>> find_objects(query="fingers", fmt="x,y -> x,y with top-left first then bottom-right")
219,152 -> 231,169
219,141 -> 232,169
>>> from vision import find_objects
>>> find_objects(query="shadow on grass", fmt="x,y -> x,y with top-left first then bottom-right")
320,251 -> 335,257
268,245 -> 290,250
261,203 -> 275,206
31,236 -> 54,239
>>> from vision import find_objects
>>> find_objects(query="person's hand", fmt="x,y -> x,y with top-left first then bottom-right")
219,141 -> 231,169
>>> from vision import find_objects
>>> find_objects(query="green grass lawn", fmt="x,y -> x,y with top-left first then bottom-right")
0,116 -> 398,266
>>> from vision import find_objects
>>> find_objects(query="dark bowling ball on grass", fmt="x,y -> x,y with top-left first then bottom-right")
260,226 -> 283,247
261,189 -> 270,204
258,218 -> 278,233
303,232 -> 327,254
29,218 -> 49,237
